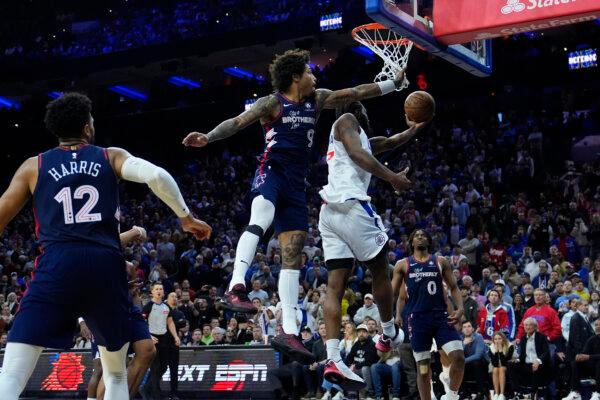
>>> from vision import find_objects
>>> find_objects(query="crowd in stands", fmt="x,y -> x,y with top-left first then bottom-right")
0,0 -> 355,59
1,91 -> 599,398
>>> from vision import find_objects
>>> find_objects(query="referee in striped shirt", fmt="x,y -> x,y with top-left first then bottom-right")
142,282 -> 180,400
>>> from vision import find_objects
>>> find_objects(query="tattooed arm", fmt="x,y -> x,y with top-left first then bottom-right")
315,69 -> 405,110
182,94 -> 280,147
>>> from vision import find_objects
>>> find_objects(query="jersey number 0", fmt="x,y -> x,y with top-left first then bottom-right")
54,185 -> 102,224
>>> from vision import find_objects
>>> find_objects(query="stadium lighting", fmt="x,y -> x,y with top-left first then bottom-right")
48,91 -> 62,99
224,67 -> 265,82
168,76 -> 201,89
108,85 -> 148,101
244,98 -> 257,111
0,96 -> 20,110
351,45 -> 376,61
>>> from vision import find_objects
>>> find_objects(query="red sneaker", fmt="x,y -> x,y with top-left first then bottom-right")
219,284 -> 256,313
271,333 -> 316,364
375,326 -> 404,353
323,359 -> 366,391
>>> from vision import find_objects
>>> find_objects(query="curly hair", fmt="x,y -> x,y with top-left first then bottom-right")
268,49 -> 310,92
407,228 -> 434,255
44,92 -> 92,139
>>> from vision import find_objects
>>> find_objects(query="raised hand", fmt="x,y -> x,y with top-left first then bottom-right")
391,167 -> 412,193
182,132 -> 209,147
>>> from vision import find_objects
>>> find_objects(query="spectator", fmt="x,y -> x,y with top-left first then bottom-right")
188,329 -> 202,347
347,324 -> 378,399
489,331 -> 514,400
513,293 -> 527,328
494,281 -> 516,341
200,324 -> 214,345
517,289 -> 562,342
303,323 -> 328,399
353,294 -> 380,325
532,260 -> 551,290
251,263 -> 277,295
522,284 -> 535,309
509,318 -> 551,398
157,233 -> 176,271
211,327 -> 226,345
525,251 -> 544,281
461,284 -> 479,327
304,257 -> 328,289
461,320 -> 488,397
247,279 -> 269,305
340,322 -> 357,361
459,229 -> 480,271
371,347 -> 402,400
477,289 -> 510,342
566,319 -> 600,400
249,325 -> 264,345
300,326 -> 316,353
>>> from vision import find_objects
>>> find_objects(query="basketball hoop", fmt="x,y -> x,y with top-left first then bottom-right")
352,23 -> 413,91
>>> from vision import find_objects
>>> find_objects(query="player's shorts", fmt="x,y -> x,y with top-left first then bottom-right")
9,244 -> 130,351
251,163 -> 308,234
90,303 -> 150,359
407,310 -> 463,361
319,200 -> 388,264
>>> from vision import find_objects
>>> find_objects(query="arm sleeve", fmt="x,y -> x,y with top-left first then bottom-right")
507,306 -> 516,341
142,302 -> 152,320
120,156 -> 190,218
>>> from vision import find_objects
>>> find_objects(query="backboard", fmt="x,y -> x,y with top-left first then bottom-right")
365,0 -> 493,77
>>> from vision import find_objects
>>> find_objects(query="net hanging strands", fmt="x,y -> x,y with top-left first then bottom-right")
352,23 -> 414,91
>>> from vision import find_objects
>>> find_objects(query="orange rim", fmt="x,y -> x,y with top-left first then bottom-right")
351,23 -> 412,45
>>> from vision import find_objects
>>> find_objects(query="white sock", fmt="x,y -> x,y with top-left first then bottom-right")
0,342 -> 43,400
442,364 -> 450,376
447,390 -> 459,400
279,269 -> 300,334
229,196 -> 275,291
326,339 -> 341,362
98,343 -> 129,400
382,318 -> 396,338
87,398 -> 97,400
228,231 -> 260,290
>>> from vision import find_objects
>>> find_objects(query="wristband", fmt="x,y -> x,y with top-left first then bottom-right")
377,80 -> 396,95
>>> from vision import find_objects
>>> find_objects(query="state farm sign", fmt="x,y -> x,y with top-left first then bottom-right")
433,0 -> 600,44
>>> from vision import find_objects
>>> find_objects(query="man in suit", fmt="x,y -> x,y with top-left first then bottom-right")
509,317 -> 551,398
563,317 -> 600,400
568,301 -> 594,361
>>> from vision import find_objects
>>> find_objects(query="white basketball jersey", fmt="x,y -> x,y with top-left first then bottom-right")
319,122 -> 372,204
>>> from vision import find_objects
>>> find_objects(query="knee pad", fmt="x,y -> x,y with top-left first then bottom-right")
245,224 -> 264,238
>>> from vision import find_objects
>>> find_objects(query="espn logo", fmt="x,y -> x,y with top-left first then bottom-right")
215,363 -> 268,382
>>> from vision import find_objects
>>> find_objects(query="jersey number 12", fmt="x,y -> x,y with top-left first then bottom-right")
54,185 -> 102,224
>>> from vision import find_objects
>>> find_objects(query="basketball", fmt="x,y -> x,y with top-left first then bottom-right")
404,91 -> 435,123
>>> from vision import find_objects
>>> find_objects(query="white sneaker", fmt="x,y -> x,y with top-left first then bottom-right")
439,371 -> 451,395
562,392 -> 582,400
441,394 -> 459,400
492,395 -> 498,400
332,392 -> 344,400
498,394 -> 506,400
320,391 -> 331,400
591,392 -> 600,400
392,397 -> 401,400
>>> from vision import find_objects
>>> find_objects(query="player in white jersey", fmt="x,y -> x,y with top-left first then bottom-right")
319,101 -> 429,390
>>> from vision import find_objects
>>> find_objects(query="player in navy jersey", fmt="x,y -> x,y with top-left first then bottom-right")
183,49 -> 406,362
392,229 -> 465,400
0,93 -> 211,400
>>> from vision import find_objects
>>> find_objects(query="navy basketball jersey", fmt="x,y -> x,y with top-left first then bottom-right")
259,92 -> 317,183
33,144 -> 120,250
405,255 -> 446,314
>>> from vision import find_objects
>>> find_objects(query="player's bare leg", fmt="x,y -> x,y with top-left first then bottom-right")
437,349 -> 451,395
271,230 -> 315,364
442,349 -> 465,400
366,248 -> 404,352
417,359 -> 433,400
88,358 -> 103,399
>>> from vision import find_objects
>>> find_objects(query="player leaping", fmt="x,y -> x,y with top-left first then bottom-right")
183,49 -> 406,362
0,93 -> 211,400
392,229 -> 465,400
318,101 -> 428,390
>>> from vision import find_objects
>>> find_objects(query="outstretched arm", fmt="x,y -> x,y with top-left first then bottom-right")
336,113 -> 411,192
108,147 -> 211,241
316,70 -> 405,110
440,257 -> 463,325
370,119 -> 430,156
0,157 -> 37,234
182,95 -> 280,147
392,260 -> 407,324
120,226 -> 146,246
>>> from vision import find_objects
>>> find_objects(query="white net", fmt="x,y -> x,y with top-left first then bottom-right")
352,23 -> 413,91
